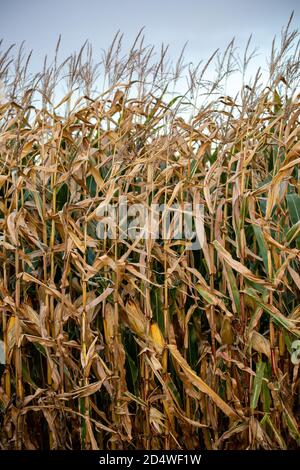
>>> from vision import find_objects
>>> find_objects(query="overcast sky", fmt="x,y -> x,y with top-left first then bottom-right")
1,0 -> 299,95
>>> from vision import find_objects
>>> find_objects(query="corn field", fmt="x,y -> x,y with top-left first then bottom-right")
0,19 -> 300,450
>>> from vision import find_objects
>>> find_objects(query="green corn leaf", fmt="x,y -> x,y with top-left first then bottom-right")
250,360 -> 265,410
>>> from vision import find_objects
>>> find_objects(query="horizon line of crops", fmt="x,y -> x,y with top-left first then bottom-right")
0,15 -> 300,449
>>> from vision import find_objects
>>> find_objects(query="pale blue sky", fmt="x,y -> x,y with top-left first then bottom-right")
1,0 -> 299,70
0,0 -> 299,102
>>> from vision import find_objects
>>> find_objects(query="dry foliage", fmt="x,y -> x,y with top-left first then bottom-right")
0,18 -> 300,449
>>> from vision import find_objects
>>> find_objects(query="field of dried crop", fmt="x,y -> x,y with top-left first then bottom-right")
0,20 -> 300,450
